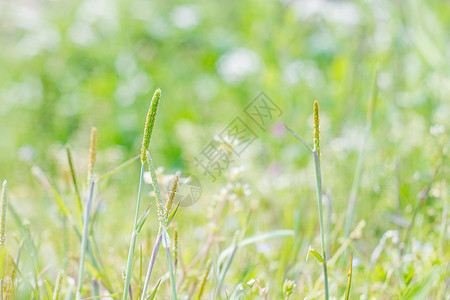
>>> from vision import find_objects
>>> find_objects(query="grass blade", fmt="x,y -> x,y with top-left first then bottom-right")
140,232 -> 162,299
146,279 -> 162,300
97,154 -> 140,182
162,227 -> 177,300
76,179 -> 95,300
343,67 -> 378,238
123,163 -> 145,300
344,253 -> 353,300
217,229 -> 294,266
195,261 -> 212,300
76,127 -> 97,300
66,145 -> 83,228
215,231 -> 240,299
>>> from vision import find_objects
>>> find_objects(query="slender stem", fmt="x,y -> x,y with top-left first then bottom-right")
196,262 -> 212,300
141,202 -> 181,299
76,179 -> 95,300
24,224 -> 40,298
401,163 -> 441,255
313,150 -> 329,300
344,253 -> 353,300
284,123 -> 313,152
163,228 -> 177,300
97,154 -> 140,182
66,145 -> 83,228
344,67 -> 378,238
140,231 -> 162,299
344,123 -> 371,238
123,163 -> 145,300
142,152 -> 177,299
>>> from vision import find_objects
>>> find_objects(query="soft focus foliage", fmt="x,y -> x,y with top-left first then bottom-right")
0,0 -> 448,298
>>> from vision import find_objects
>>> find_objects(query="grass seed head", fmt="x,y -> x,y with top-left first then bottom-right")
165,176 -> 179,217
173,227 -> 178,266
88,127 -> 97,181
313,100 -> 320,159
141,89 -> 161,164
1,180 -> 7,247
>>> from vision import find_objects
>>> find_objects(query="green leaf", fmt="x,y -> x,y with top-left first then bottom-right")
146,279 -> 162,300
136,204 -> 152,233
168,201 -> 180,225
401,267 -> 443,299
344,253 -> 353,300
47,176 -> 71,217
0,246 -> 7,279
218,229 -> 294,266
306,246 -> 325,264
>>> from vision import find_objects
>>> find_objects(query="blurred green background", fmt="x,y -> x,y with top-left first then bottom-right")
0,0 -> 448,298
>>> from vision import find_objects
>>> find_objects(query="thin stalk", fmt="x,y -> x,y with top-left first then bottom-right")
141,204 -> 180,299
173,228 -> 178,277
141,232 -> 162,299
141,153 -> 177,299
215,231 -> 241,300
24,223 -> 40,298
196,262 -> 212,300
76,179 -> 95,300
53,271 -> 63,300
1,180 -> 7,247
163,228 -> 177,300
285,100 -> 329,299
343,124 -> 370,238
216,245 -> 237,300
344,253 -> 353,300
313,150 -> 329,300
401,162 -> 441,255
138,245 -> 143,300
123,163 -> 145,300
344,67 -> 378,238
97,154 -> 140,182
66,145 -> 83,228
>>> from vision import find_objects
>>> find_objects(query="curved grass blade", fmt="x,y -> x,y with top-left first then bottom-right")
195,261 -> 212,300
218,229 -> 294,266
345,253 -> 353,300
97,154 -> 140,182
146,279 -> 162,300
66,145 -> 83,228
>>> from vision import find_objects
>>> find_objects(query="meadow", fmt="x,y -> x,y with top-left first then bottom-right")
0,0 -> 448,299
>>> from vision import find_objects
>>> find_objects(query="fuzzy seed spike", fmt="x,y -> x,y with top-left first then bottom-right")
88,127 -> 97,181
141,89 -> 161,164
165,176 -> 179,218
0,180 -> 7,247
173,228 -> 178,269
313,101 -> 320,160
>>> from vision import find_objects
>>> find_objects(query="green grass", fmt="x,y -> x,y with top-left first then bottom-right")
0,0 -> 449,298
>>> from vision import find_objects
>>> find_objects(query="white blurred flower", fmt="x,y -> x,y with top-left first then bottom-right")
282,59 -> 324,87
67,22 -> 97,46
230,166 -> 246,180
115,53 -> 137,78
429,124 -> 445,136
18,145 -> 35,162
352,256 -> 361,268
16,24 -> 61,57
77,0 -> 119,34
256,243 -> 271,253
216,48 -> 263,84
170,5 -> 200,30
292,0 -> 361,26
247,279 -> 256,286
